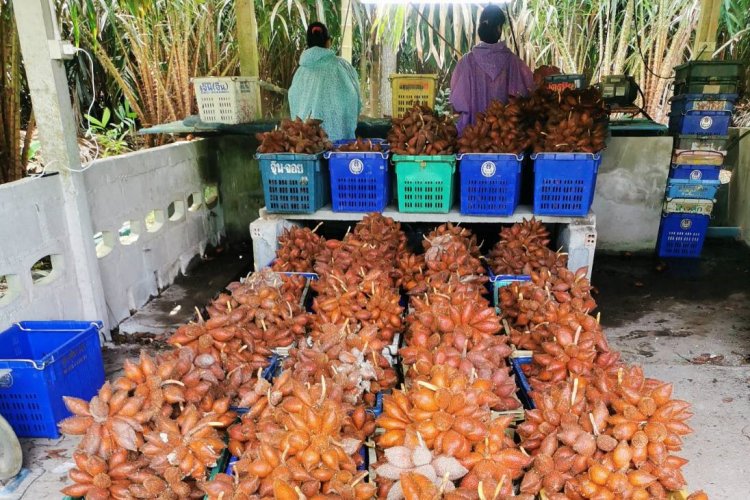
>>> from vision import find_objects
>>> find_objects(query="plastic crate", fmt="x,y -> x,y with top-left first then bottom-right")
668,110 -> 731,136
544,73 -> 586,92
663,198 -> 714,216
532,152 -> 601,216
192,76 -> 259,124
487,269 -> 531,309
389,74 -> 438,117
257,152 -> 329,213
457,153 -> 523,216
675,79 -> 739,95
673,134 -> 729,152
0,321 -> 104,438
324,140 -> 390,212
670,94 -> 737,113
510,357 -> 535,410
656,213 -> 710,258
665,179 -> 721,200
393,154 -> 456,213
672,150 -> 725,168
669,163 -> 722,181
674,61 -> 743,83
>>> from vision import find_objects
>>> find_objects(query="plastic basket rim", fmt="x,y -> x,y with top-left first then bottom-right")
255,151 -> 325,160
392,153 -> 457,161
191,75 -> 259,83
0,321 -> 102,370
667,178 -> 721,186
668,110 -> 732,117
324,149 -> 390,160
388,73 -> 438,81
530,151 -> 602,160
456,152 -> 524,161
670,93 -> 738,102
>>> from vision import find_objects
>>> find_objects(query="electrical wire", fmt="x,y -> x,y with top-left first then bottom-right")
633,6 -> 673,80
27,46 -> 99,180
75,46 -> 100,168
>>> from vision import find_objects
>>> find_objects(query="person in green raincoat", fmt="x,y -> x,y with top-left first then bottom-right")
288,22 -> 361,142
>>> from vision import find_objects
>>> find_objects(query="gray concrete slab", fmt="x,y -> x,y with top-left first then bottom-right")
117,246 -> 251,336
594,238 -> 750,498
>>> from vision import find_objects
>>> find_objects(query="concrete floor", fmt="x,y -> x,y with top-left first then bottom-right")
2,239 -> 749,498
593,238 -> 750,498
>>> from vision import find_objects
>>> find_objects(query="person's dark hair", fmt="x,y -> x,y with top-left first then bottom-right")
307,22 -> 330,48
477,5 -> 506,44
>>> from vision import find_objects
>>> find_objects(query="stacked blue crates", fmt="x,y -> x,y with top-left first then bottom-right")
657,61 -> 742,258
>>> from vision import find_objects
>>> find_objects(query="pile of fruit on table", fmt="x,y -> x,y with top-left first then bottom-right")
59,215 -> 707,500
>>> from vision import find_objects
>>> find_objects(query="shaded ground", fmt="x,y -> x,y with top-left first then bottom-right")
593,238 -> 750,497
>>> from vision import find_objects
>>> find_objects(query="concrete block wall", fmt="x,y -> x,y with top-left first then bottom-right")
83,140 -> 223,326
592,136 -> 673,252
0,176 -> 84,330
0,140 -> 223,332
727,128 -> 750,246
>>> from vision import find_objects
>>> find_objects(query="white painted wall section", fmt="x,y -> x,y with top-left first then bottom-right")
84,141 -> 223,326
0,176 -> 84,330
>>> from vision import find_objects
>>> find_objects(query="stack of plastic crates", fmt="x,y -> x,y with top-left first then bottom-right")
658,60 -> 742,258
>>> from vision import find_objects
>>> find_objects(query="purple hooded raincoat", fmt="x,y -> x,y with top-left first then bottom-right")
450,41 -> 534,134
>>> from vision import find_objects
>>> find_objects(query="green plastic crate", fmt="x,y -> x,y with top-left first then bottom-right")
393,154 -> 456,213
674,61 -> 743,83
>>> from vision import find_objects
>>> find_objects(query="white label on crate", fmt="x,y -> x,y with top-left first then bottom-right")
349,158 -> 364,175
719,169 -> 732,184
270,161 -> 304,175
680,219 -> 692,230
690,169 -> 703,180
699,116 -> 713,130
481,161 -> 496,177
198,82 -> 230,94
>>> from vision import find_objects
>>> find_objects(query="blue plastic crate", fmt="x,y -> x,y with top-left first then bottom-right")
532,152 -> 601,216
670,94 -> 737,114
257,152 -> 329,213
510,357 -> 535,410
656,213 -> 710,258
487,268 -> 531,309
0,321 -> 104,438
665,179 -> 721,200
457,153 -> 523,216
669,164 -> 722,181
668,110 -> 731,136
324,140 -> 390,212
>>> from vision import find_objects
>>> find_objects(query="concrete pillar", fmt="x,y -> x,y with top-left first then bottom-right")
12,0 -> 109,331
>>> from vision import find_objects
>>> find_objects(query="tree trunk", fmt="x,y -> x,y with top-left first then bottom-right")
0,4 -> 22,184
235,0 -> 262,118
369,36 -> 381,118
379,34 -> 398,118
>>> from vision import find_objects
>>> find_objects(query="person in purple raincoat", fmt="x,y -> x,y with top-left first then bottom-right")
450,5 -> 534,134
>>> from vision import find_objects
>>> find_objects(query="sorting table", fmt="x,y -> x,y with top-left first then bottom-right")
250,205 -> 597,279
